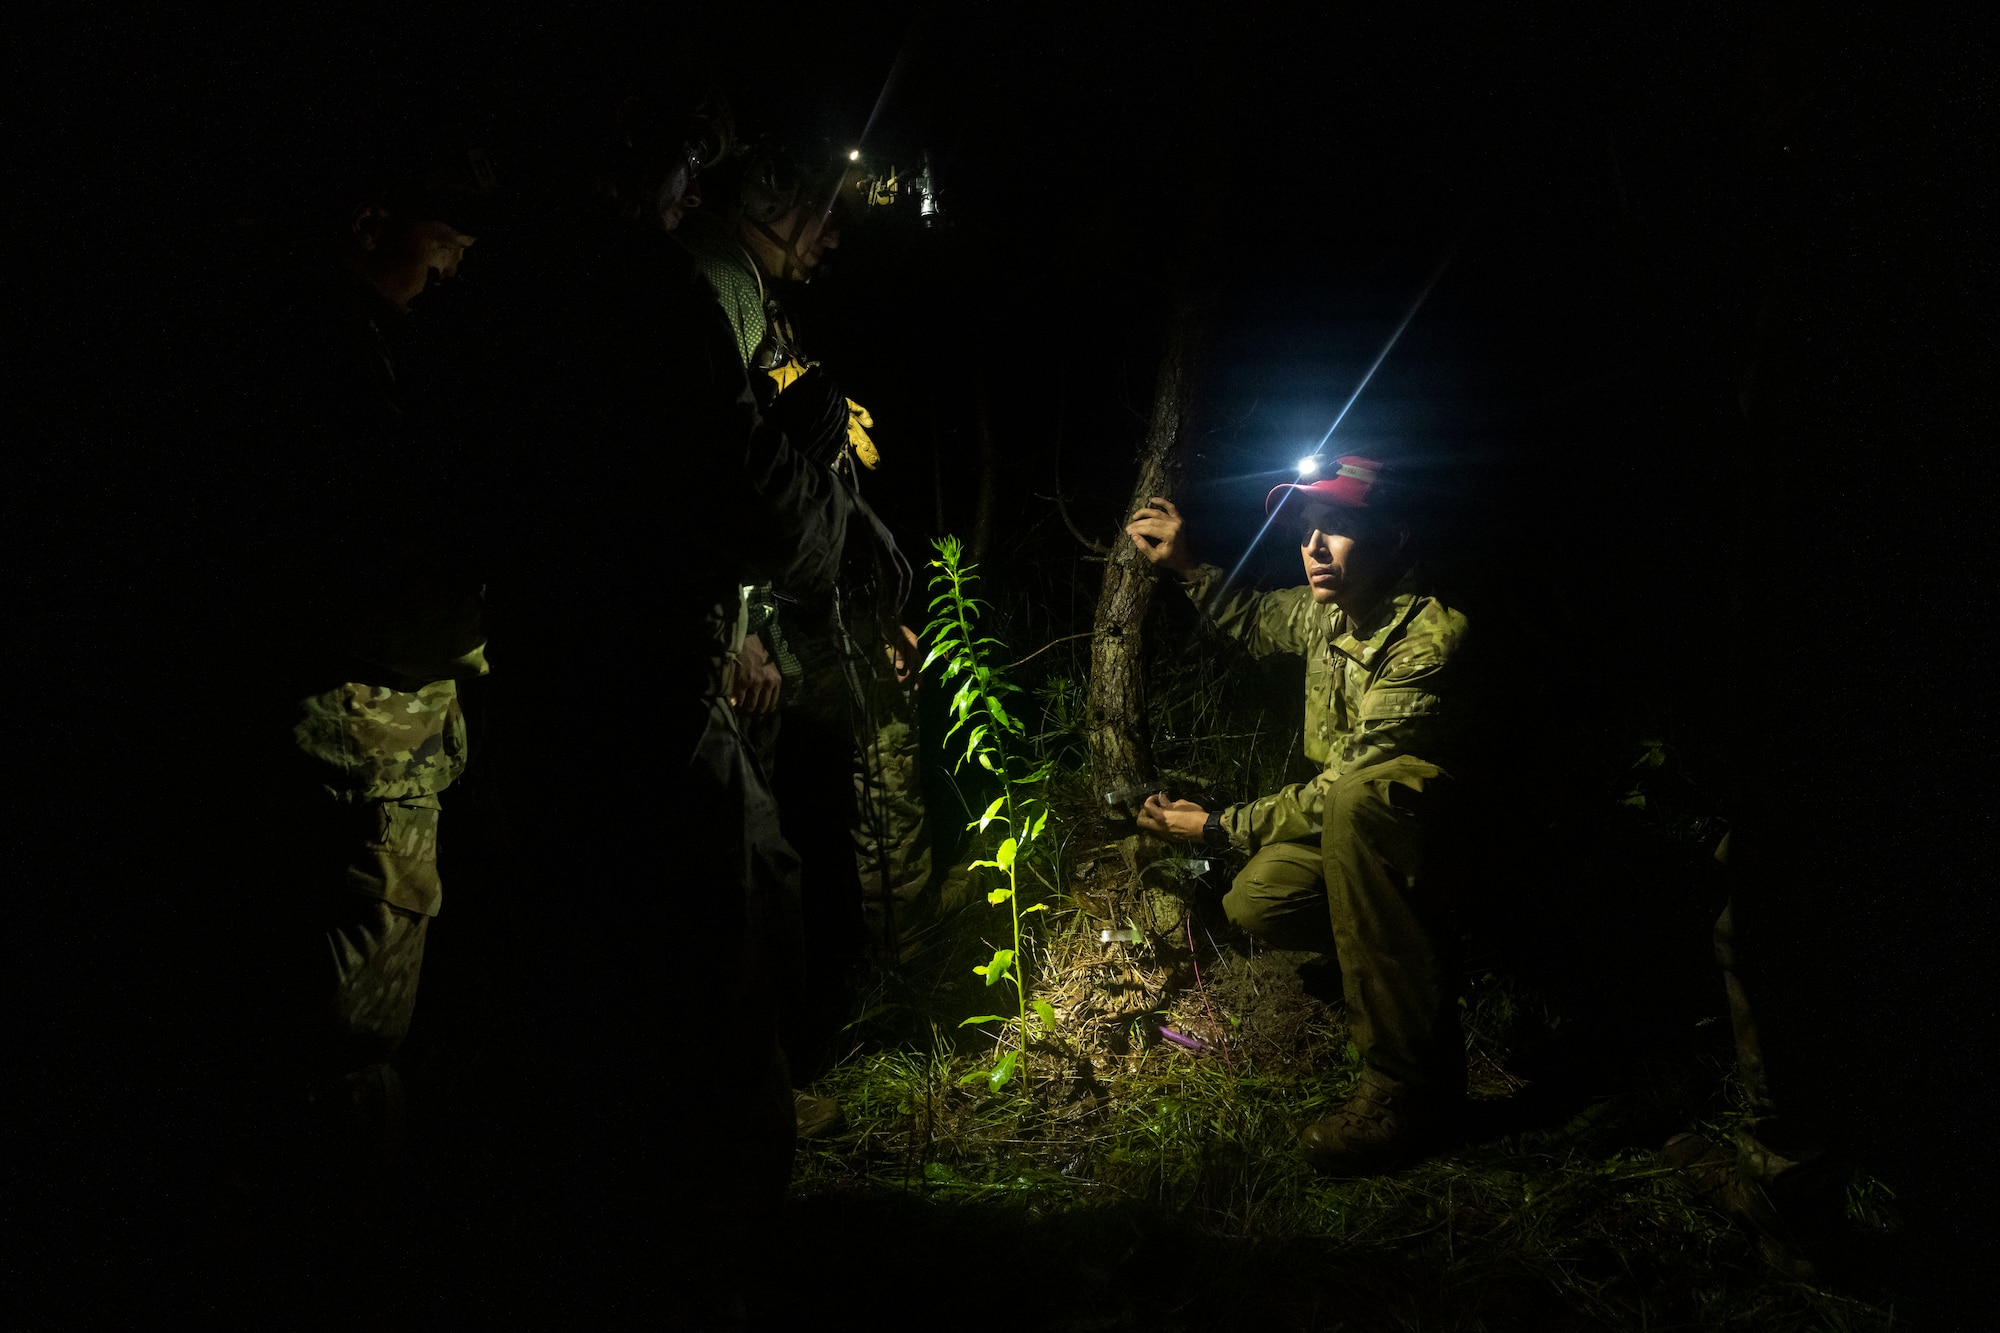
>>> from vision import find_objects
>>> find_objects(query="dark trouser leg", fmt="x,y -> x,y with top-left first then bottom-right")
771,695 -> 863,1077
311,895 -> 428,1156
663,697 -> 800,1319
213,889 -> 430,1323
1323,758 -> 1464,1097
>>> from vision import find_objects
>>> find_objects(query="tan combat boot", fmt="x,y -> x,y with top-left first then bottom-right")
1300,1069 -> 1452,1176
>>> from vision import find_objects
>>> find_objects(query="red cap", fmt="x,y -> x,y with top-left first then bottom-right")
1265,456 -> 1384,514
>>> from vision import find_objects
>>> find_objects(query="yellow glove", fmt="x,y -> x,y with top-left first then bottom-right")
765,359 -> 879,468
766,360 -> 808,397
846,398 -> 879,469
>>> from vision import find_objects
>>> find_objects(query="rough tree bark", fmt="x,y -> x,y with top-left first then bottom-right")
1085,289 -> 1206,800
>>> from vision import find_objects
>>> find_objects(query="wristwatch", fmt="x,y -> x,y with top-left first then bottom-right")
1202,810 -> 1229,851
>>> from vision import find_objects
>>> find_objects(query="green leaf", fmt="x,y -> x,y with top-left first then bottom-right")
1033,1000 -> 1057,1031
987,886 -> 1013,905
1028,810 -> 1047,841
988,1049 -> 1019,1092
988,697 -> 1020,733
978,794 -> 1006,831
1022,903 -> 1051,915
966,859 -> 1000,870
978,752 -> 998,772
959,1014 -> 1008,1027
983,948 -> 1015,985
957,1068 -> 989,1087
995,837 -> 1017,871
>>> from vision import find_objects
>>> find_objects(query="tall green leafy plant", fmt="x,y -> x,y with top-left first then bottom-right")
923,536 -> 1056,1092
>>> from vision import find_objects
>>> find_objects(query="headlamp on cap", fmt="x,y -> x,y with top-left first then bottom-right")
1266,455 -> 1382,514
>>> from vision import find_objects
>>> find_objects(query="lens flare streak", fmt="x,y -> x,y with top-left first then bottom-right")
1211,228 -> 1470,602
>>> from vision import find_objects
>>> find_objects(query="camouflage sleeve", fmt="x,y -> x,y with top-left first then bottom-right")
1177,565 -> 1319,658
1219,623 -> 1459,853
1220,771 -> 1336,851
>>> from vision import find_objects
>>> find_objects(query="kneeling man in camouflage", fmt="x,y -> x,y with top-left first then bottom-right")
1126,457 -> 1471,1174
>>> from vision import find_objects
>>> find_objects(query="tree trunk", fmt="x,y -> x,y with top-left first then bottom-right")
1085,290 -> 1205,799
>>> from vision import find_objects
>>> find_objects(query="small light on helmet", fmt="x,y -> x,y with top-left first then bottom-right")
1296,456 -> 1320,476
848,149 -> 861,161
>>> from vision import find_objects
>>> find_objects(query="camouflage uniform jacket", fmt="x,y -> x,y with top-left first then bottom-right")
1179,563 -> 1469,852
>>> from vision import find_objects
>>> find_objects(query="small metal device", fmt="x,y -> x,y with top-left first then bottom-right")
1102,780 -> 1160,811
911,150 -> 941,226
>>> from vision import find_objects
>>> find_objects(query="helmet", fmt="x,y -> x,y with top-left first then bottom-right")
735,136 -> 861,226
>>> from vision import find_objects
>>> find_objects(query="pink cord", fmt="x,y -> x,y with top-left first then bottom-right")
1186,916 -> 1235,1067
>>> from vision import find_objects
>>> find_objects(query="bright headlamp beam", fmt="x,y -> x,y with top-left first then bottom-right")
1309,228 -> 1467,457
1209,225 -> 1471,605
815,29 -> 918,228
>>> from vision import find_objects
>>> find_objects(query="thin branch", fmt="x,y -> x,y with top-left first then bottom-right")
1003,631 -> 1094,672
1051,395 -> 1112,556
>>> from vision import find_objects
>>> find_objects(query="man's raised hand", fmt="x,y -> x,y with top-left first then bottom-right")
1125,496 -> 1196,574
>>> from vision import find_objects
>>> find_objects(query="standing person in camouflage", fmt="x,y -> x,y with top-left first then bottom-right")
1125,457 -> 1473,1175
190,111 -> 492,1312
675,131 -> 930,968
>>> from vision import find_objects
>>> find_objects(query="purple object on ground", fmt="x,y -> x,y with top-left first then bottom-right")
1158,1026 -> 1209,1054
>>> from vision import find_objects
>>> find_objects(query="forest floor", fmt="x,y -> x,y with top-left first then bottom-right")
769,823 -> 1910,1333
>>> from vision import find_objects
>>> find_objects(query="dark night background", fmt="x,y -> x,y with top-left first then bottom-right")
9,2 -> 1997,1326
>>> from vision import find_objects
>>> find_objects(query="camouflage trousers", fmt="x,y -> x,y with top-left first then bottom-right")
851,670 -> 932,946
225,797 -> 441,1147
1223,756 -> 1465,1094
228,800 -> 446,1184
197,811 -> 438,1319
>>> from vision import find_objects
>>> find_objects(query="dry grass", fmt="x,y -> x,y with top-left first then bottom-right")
788,853 -> 1905,1332
775,577 -> 1906,1329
